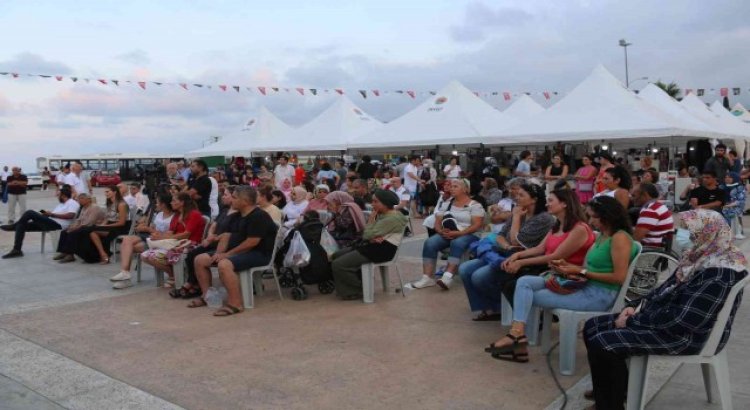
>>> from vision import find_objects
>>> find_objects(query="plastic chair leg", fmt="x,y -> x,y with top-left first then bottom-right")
394,265 -> 406,298
41,232 -> 46,254
253,271 -> 265,297
240,271 -> 254,309
361,264 -> 375,303
501,295 -> 513,326
272,268 -> 284,300
526,307 -> 540,346
626,356 -> 650,410
558,312 -> 579,375
135,257 -> 142,283
379,266 -> 390,293
541,309 -> 553,353
711,352 -> 733,409
173,259 -> 185,289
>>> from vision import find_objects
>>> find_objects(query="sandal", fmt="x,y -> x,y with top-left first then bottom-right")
213,305 -> 243,317
472,312 -> 502,322
187,298 -> 206,308
163,279 -> 175,289
485,333 -> 529,363
169,285 -> 201,299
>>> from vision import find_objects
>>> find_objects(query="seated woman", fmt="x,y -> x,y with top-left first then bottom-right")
110,193 -> 175,288
722,172 -> 745,225
594,165 -> 632,210
486,196 -> 637,363
304,184 -> 331,213
480,177 -> 503,208
257,185 -> 282,225
140,192 -> 207,288
412,179 -> 486,290
271,189 -> 288,210
582,209 -> 747,410
331,190 -> 408,300
75,186 -> 130,264
458,183 -> 556,320
325,191 -> 366,248
282,186 -> 310,228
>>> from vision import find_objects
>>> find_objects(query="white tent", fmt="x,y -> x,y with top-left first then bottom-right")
489,65 -> 717,146
638,84 -> 714,134
731,103 -> 750,124
502,94 -> 545,125
709,100 -> 750,157
188,107 -> 293,157
350,80 -> 516,148
680,94 -> 749,140
252,96 -> 383,152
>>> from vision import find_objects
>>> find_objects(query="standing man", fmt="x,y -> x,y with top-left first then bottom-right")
6,167 -> 28,224
187,160 -> 212,217
334,159 -> 347,188
177,160 -> 191,182
514,150 -> 534,178
273,155 -> 295,190
689,171 -> 727,213
65,162 -> 90,197
403,155 -> 422,217
1,166 -> 9,202
704,143 -> 730,182
728,149 -> 744,174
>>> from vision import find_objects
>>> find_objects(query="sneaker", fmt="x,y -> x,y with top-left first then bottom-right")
411,275 -> 436,289
110,271 -> 132,281
1,249 -> 23,259
52,253 -> 66,260
112,279 -> 133,289
736,233 -> 746,240
437,272 -> 454,290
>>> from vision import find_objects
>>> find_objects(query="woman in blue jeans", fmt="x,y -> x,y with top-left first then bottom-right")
458,182 -> 554,320
486,196 -> 638,363
412,179 -> 485,290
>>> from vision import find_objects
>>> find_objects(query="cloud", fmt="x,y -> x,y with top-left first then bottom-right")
450,2 -> 534,43
0,52 -> 73,75
115,49 -> 151,65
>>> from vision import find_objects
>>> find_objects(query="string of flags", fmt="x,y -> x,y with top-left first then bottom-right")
0,70 -> 561,101
684,87 -> 744,97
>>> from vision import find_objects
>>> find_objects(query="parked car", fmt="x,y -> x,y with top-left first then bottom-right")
26,173 -> 43,190
90,170 -> 121,187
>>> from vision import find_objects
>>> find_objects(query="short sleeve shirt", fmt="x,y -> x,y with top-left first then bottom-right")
516,161 -> 531,175
636,201 -> 674,246
689,186 -> 727,212
390,186 -> 410,204
227,207 -> 279,255
51,198 -> 81,228
403,164 -> 420,192
437,200 -> 485,231
169,210 -> 206,243
6,174 -> 28,195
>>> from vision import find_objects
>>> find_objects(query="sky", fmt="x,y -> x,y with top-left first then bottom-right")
1,0 -> 749,171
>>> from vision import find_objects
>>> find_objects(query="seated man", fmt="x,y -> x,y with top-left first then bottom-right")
190,186 -> 278,316
1,187 -> 80,258
688,171 -> 726,213
388,177 -> 410,215
632,182 -> 674,248
124,182 -> 150,214
55,194 -> 106,263
350,179 -> 372,210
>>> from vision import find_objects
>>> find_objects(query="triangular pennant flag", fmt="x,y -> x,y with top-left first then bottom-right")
98,79 -> 108,85
335,88 -> 343,95
407,90 -> 415,99
71,77 -> 78,82
138,81 -> 146,90
38,75 -> 52,78
372,89 -> 380,97
84,78 -> 90,83
246,87 -> 253,92
543,91 -> 550,100
0,72 -> 8,75
503,92 -> 511,101
284,88 -> 290,92
359,90 -> 367,99
296,87 -> 305,96
473,91 -> 479,97
206,85 -> 212,90
112,80 -> 119,86
233,85 -> 240,92
219,85 -> 227,91
429,91 -> 436,96
55,76 -> 63,81
395,90 -> 404,94
258,86 -> 266,95
310,88 -> 317,95
720,87 -> 728,97
685,88 -> 693,95
492,92 -> 498,95
153,82 -> 162,86
733,87 -> 740,96
180,83 -> 188,90
11,73 -> 19,78
271,87 -> 279,92
193,83 -> 204,88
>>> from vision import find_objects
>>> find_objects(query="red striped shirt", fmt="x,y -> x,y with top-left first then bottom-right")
636,201 -> 674,246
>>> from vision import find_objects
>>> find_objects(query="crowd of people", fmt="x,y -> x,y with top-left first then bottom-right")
1,146 -> 748,408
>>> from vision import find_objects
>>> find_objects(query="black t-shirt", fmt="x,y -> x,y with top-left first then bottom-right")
690,186 -> 726,212
227,207 -> 279,255
214,208 -> 237,235
356,162 -> 376,179
6,174 -> 28,195
188,174 -> 212,215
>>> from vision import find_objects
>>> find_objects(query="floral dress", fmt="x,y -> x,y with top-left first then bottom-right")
722,184 -> 746,223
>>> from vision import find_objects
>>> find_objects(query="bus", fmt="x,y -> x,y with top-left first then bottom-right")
36,153 -> 185,181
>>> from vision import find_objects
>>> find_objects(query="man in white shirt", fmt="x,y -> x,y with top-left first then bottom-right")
389,177 -> 410,215
1,186 -> 80,258
0,165 -> 8,194
64,162 -> 90,197
208,175 -> 219,219
125,183 -> 150,214
514,150 -> 534,177
273,155 -> 295,190
403,155 -> 422,217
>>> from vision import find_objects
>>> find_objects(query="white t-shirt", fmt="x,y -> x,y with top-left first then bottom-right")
152,211 -> 174,233
423,195 -> 453,230
437,199 -> 485,231
390,186 -> 410,207
0,170 -> 8,182
403,164 -> 420,193
273,164 -> 295,189
443,164 -> 461,178
490,198 -> 514,233
209,176 -> 219,218
64,173 -> 89,195
516,161 -> 531,176
51,198 -> 81,229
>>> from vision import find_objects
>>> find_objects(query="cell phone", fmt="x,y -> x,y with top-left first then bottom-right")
39,209 -> 46,214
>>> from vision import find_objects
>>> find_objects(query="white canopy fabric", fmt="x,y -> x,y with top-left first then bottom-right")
732,103 -> 750,124
502,94 -> 545,125
350,80 -> 515,148
709,100 -> 750,157
489,65 -> 716,145
680,94 -> 749,140
638,84 -> 714,133
188,107 -> 293,157
252,96 -> 383,152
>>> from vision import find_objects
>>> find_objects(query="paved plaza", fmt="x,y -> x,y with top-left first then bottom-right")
0,189 -> 748,410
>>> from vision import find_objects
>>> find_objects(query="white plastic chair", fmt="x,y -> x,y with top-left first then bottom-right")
625,273 -> 750,410
148,215 -> 212,288
238,241 -> 283,309
533,242 -> 643,375
112,207 -> 140,262
40,230 -> 61,254
360,227 -> 408,303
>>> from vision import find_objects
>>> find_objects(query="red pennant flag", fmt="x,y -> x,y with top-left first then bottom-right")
296,87 -> 305,95
335,88 -> 343,95
407,90 -> 416,99
11,73 -> 19,78
685,88 -> 693,95
543,91 -> 550,100
233,86 -> 240,92
138,81 -> 146,90
98,79 -> 107,85
372,89 -> 380,97
359,90 -> 367,99
720,87 -> 728,97
180,83 -> 188,90
503,92 -> 511,101
219,85 -> 227,91
55,76 -> 63,81
258,86 -> 266,95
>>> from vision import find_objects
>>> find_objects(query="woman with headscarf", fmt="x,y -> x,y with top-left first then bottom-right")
722,171 -> 746,227
581,210 -> 748,410
331,190 -> 408,300
304,184 -> 331,213
325,191 -> 366,247
282,186 -> 309,228
279,178 -> 294,202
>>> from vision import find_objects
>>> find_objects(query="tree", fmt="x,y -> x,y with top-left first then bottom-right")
654,80 -> 681,99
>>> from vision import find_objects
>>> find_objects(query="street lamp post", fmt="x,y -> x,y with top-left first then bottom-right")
619,38 -> 632,88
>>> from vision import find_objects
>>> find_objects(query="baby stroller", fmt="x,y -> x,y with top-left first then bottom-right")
275,211 -> 336,300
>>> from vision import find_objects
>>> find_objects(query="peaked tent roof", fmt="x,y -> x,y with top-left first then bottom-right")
490,65 -> 716,145
680,94 -> 748,139
253,96 -> 383,152
709,100 -> 750,138
350,81 -> 516,148
731,103 -> 750,124
188,106 -> 294,157
638,84 -> 714,132
502,94 -> 545,124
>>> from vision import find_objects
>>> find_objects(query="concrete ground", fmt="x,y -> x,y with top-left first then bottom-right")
0,188 -> 748,410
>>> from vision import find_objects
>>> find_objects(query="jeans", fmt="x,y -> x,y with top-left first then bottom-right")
13,210 -> 62,251
458,258 -> 504,312
512,275 -> 619,323
422,233 -> 479,268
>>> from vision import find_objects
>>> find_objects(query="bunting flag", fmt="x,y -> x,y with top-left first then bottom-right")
296,87 -> 304,95
335,88 -> 343,95
11,73 -> 19,78
407,90 -> 415,99
193,83 -> 203,88
112,80 -> 119,86
372,89 -> 380,97
697,89 -> 705,96
429,91 -> 436,95
543,91 -> 550,100
685,88 -> 693,95
310,88 -> 317,95
359,90 -> 367,99
733,87 -> 741,96
180,83 -> 188,90
233,85 -> 240,92
258,86 -> 266,95
71,77 -> 78,82
219,85 -> 227,91
153,82 -> 162,86
503,92 -> 511,101
55,76 -> 63,81
720,87 -> 728,97
138,81 -> 146,90
271,87 -> 279,92
97,79 -> 107,85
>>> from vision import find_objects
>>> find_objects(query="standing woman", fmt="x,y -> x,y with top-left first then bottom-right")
594,165 -> 632,210
78,186 -> 130,264
594,153 -> 615,194
443,156 -> 462,179
545,154 -> 569,190
575,154 -> 597,204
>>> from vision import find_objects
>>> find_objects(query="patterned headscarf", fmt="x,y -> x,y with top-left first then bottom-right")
676,209 -> 748,282
325,191 -> 366,232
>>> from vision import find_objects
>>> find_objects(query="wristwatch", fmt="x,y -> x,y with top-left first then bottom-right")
579,269 -> 588,277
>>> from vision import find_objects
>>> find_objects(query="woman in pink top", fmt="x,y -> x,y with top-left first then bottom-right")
575,154 -> 597,204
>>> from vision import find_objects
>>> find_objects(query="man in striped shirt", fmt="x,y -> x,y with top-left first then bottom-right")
632,183 -> 674,248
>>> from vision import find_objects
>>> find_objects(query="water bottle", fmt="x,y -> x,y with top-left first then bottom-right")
205,287 -> 222,308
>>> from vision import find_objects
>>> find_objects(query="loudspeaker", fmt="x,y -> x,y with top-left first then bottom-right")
686,140 -> 712,172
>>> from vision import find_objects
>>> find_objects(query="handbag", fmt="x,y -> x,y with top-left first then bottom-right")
320,229 -> 340,260
441,199 -> 459,231
146,238 -> 190,250
543,271 -> 588,295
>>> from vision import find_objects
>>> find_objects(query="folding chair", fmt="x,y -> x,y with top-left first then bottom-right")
360,227 -> 408,303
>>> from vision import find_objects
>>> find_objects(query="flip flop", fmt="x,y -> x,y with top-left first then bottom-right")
472,312 -> 502,322
213,305 -> 243,317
